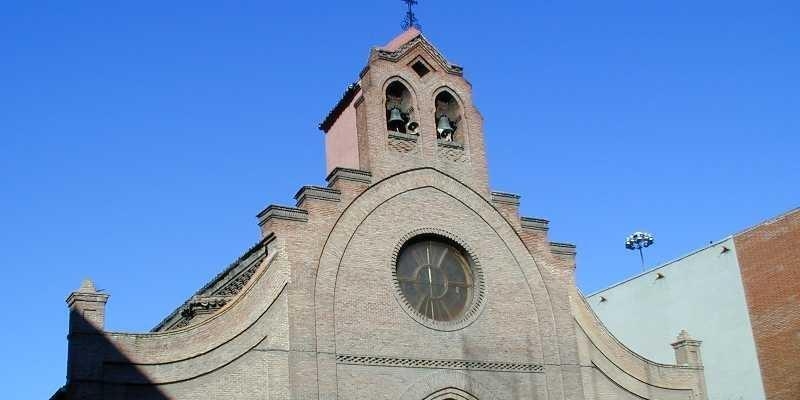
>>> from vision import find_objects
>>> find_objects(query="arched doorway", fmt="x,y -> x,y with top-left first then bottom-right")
423,387 -> 479,400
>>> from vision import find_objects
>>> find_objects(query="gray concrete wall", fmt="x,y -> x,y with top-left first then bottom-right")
587,238 -> 765,400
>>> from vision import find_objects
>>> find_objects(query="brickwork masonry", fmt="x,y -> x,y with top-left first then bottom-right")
734,208 -> 800,400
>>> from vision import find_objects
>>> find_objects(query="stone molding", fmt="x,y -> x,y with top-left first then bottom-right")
175,296 -> 229,328
257,205 -> 309,226
490,191 -> 521,206
437,139 -> 464,149
336,354 -> 544,373
187,295 -> 228,311
66,279 -> 109,307
294,185 -> 342,206
66,291 -> 109,308
325,167 -> 372,187
521,217 -> 550,232
214,262 -> 262,297
549,242 -> 577,256
671,330 -> 703,349
388,131 -> 419,143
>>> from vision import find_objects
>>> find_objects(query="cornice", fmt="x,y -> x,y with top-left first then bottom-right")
294,185 -> 342,206
521,216 -> 550,231
491,191 -> 521,206
549,242 -> 577,256
325,167 -> 372,186
257,205 -> 309,225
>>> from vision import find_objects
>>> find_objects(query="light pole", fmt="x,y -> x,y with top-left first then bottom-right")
625,231 -> 655,271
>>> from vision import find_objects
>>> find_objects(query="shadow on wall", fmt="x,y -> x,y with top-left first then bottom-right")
50,281 -> 170,400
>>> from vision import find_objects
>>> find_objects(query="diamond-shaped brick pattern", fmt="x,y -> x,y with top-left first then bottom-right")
388,136 -> 417,153
437,145 -> 466,162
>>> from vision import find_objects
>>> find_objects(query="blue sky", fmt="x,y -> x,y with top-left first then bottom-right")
1,1 -> 798,398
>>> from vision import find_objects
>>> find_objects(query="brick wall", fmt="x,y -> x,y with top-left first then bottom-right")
734,208 -> 800,400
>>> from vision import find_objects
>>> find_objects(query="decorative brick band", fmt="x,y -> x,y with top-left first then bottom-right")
256,205 -> 309,225
336,354 -> 544,373
326,167 -> 372,186
521,217 -> 549,232
437,139 -> 464,150
389,131 -> 419,143
214,261 -> 262,297
389,133 -> 418,154
294,185 -> 342,206
174,296 -> 229,329
491,191 -> 521,206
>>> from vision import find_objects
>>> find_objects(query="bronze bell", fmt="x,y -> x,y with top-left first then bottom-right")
388,107 -> 405,131
436,115 -> 454,137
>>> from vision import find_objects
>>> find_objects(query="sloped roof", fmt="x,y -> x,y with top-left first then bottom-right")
373,29 -> 463,75
150,234 -> 273,331
318,83 -> 361,133
381,27 -> 423,51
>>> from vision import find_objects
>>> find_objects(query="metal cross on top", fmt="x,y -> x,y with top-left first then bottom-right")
401,0 -> 421,31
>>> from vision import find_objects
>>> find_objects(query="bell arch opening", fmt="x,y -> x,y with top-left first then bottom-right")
434,90 -> 463,143
385,80 -> 418,135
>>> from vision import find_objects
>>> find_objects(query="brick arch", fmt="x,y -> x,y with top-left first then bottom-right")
397,371 -> 496,400
384,76 -> 420,132
424,389 -> 478,400
383,75 -> 421,99
432,86 -> 468,144
313,168 -> 561,395
431,85 -> 465,106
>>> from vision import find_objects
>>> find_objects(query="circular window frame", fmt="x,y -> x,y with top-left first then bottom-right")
390,228 -> 486,331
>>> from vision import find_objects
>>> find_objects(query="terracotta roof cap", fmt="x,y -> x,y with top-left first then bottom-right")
381,28 -> 422,52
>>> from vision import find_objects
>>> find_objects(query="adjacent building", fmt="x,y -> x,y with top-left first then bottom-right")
588,208 -> 800,400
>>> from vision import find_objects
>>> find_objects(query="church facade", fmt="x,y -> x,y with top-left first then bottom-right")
56,29 -> 709,400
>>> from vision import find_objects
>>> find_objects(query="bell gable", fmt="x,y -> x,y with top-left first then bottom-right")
321,29 -> 490,196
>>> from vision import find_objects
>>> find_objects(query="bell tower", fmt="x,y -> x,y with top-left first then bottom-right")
319,28 -> 490,196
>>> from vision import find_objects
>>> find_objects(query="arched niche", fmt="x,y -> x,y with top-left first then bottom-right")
385,79 -> 418,135
395,369 -> 500,400
434,89 -> 463,143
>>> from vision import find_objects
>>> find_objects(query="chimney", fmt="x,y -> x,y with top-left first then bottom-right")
66,279 -> 109,333
65,278 -> 109,397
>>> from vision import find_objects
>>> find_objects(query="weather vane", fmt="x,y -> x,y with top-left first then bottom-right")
401,0 -> 421,31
